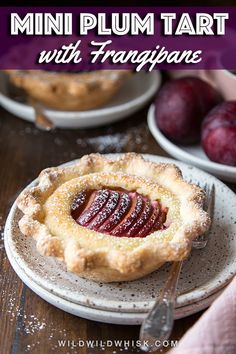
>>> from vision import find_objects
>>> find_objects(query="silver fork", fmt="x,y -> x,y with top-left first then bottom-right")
139,182 -> 215,353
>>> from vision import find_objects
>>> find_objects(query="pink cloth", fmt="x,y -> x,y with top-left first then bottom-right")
170,276 -> 236,354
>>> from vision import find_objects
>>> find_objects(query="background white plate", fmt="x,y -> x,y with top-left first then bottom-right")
148,105 -> 236,182
0,72 -> 161,129
4,236 -> 224,325
4,154 -> 236,317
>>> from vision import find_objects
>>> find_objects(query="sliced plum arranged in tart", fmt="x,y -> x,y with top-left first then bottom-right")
17,153 -> 210,282
71,189 -> 167,238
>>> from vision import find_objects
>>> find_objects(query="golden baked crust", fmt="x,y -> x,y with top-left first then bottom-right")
7,70 -> 131,111
17,153 -> 210,282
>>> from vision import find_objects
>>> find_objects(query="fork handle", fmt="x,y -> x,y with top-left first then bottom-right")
140,261 -> 183,352
29,97 -> 55,131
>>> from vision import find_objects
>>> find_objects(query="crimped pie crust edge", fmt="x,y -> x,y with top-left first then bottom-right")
16,153 -> 211,282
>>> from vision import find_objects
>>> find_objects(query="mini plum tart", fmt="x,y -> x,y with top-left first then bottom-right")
6,70 -> 131,111
17,153 -> 210,282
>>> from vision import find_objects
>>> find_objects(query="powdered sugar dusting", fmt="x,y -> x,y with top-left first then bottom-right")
79,189 -> 110,225
4,287 -> 144,353
75,126 -> 149,154
0,216 -> 5,250
100,192 -> 131,232
89,191 -> 120,228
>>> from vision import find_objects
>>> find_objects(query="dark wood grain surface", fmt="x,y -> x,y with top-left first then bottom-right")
0,105 -> 235,354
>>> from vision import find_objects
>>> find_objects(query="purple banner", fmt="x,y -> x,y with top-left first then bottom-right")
0,7 -> 236,70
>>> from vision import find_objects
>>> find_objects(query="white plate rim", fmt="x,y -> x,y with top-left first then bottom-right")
4,232 -> 225,325
147,105 -> 236,180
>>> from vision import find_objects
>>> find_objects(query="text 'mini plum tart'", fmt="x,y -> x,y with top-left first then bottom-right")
17,154 -> 210,282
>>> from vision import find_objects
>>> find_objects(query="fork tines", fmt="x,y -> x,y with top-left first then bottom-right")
192,182 -> 215,250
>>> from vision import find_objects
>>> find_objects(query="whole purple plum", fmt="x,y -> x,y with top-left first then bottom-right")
201,101 -> 236,166
155,77 -> 222,144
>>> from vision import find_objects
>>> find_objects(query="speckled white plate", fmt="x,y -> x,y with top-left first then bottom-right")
4,154 -> 236,315
147,105 -> 236,182
0,72 -> 161,129
4,237 -> 225,324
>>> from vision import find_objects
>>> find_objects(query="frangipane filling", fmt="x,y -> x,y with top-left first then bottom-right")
71,188 -> 168,238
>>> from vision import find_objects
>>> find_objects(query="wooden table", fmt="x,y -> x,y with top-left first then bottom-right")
0,105 -> 234,354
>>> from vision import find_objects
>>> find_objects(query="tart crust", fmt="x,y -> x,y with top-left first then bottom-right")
17,153 -> 210,282
7,70 -> 131,111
